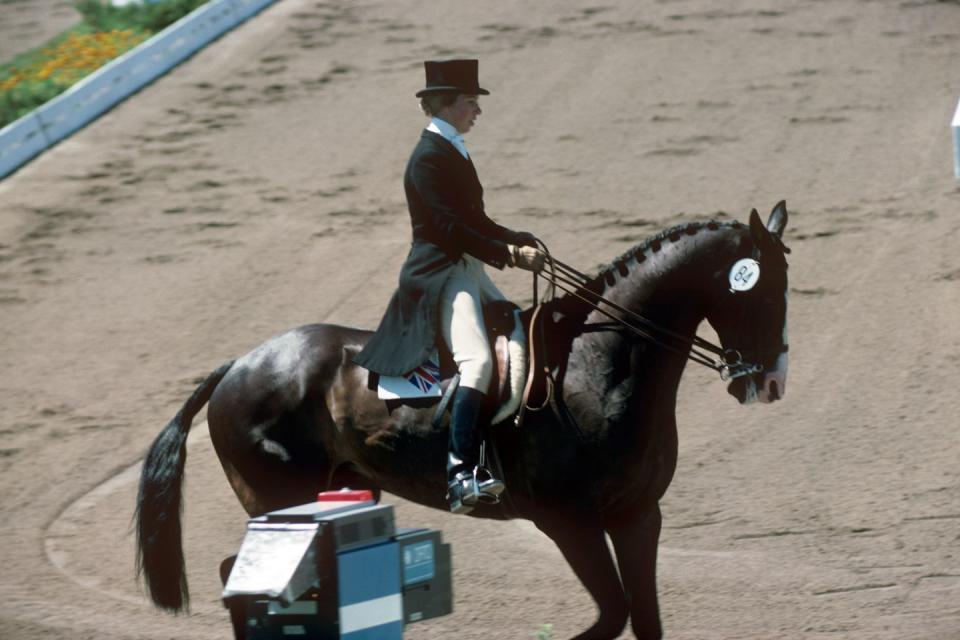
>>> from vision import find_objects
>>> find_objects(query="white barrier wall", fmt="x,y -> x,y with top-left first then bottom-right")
0,0 -> 277,180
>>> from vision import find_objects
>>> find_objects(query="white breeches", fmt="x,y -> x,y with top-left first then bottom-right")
439,256 -> 506,392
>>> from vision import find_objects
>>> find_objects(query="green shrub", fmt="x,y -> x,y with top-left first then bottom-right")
0,81 -> 64,126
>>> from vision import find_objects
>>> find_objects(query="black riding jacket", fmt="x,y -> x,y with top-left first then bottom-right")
354,130 -> 529,376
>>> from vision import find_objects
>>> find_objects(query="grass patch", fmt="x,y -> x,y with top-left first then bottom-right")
0,0 -> 208,129
531,624 -> 554,639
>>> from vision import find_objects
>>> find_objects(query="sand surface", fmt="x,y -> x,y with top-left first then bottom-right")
1,0 -> 959,638
0,0 -> 81,63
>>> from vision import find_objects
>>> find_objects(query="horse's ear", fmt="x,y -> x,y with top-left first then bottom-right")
749,208 -> 768,247
751,202 -> 791,257
767,200 -> 788,239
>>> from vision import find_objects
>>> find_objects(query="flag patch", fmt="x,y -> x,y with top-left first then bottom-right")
376,354 -> 443,400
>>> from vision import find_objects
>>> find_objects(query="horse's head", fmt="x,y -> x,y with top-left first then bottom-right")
708,201 -> 790,405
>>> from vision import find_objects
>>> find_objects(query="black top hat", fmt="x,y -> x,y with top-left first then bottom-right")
416,59 -> 489,97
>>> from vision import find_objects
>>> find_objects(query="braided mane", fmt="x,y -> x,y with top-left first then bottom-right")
546,219 -> 742,320
587,219 -> 741,291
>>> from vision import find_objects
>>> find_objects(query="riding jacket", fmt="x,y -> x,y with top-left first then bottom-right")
354,129 -> 532,376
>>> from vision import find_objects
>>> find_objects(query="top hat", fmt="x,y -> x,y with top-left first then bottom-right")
416,59 -> 489,97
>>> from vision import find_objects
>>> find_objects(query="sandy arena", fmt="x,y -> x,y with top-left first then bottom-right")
1,1 -> 959,638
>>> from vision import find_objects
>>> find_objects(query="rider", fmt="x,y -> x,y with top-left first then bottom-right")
354,59 -> 545,514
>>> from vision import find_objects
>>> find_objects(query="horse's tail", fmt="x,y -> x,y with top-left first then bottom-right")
135,360 -> 234,612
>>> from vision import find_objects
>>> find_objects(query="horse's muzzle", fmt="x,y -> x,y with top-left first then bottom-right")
727,353 -> 788,405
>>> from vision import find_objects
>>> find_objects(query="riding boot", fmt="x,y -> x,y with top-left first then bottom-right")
446,387 -> 506,514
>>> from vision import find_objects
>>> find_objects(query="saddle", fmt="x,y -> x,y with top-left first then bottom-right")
369,300 -> 526,426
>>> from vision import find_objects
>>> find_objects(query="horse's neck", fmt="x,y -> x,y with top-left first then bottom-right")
566,225 -> 740,425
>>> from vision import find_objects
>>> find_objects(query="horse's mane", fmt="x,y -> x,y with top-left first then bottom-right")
591,219 -> 742,289
547,219 -> 745,332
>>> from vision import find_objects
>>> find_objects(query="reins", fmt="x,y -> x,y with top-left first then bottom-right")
536,242 -> 759,377
516,242 -> 769,427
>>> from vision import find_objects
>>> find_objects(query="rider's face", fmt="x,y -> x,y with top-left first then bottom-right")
439,94 -> 481,134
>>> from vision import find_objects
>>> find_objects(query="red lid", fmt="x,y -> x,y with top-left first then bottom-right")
317,489 -> 374,502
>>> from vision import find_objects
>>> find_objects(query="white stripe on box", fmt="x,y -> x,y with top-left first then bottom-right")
339,594 -> 403,634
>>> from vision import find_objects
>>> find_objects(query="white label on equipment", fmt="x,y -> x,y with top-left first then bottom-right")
729,258 -> 760,292
339,594 -> 403,633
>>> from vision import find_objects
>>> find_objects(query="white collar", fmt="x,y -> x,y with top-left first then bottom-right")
426,117 -> 469,159
427,116 -> 462,141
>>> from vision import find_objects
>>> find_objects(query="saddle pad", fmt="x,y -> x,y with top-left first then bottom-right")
377,354 -> 443,400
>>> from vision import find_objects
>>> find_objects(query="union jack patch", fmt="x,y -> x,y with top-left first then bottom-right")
376,353 -> 443,400
405,358 -> 441,393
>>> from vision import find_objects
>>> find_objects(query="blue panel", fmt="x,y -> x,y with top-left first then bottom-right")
0,114 -> 48,179
337,541 -> 401,606
36,69 -> 114,144
340,620 -> 403,640
402,539 -> 435,585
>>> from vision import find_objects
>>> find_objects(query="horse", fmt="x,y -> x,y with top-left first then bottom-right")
136,202 -> 790,640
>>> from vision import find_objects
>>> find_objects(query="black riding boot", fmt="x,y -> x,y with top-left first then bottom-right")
447,386 -> 505,514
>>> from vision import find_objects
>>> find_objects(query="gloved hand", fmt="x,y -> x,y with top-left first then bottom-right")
508,244 -> 546,273
511,231 -> 539,248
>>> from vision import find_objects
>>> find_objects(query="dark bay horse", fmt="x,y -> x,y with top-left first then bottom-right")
136,203 -> 790,640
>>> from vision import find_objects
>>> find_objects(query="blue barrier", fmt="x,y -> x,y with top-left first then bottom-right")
0,113 -> 49,175
0,0 -> 278,180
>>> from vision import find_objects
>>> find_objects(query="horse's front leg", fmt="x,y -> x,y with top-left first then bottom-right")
534,515 -> 628,640
606,504 -> 663,640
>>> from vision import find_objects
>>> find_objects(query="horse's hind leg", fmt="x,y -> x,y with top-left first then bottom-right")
211,409 -> 382,516
535,515 -> 629,640
210,415 -> 329,516
606,505 -> 663,640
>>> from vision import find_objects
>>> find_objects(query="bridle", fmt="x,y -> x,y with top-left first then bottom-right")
514,241 -> 788,427
530,241 -> 785,381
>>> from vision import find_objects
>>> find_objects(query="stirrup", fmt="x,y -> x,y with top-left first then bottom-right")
470,464 -> 505,505
447,469 -> 502,513
446,472 -> 475,515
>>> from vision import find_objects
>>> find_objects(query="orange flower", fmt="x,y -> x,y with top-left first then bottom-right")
1,28 -> 148,99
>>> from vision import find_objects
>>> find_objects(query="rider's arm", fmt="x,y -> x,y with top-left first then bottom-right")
407,154 -> 514,268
